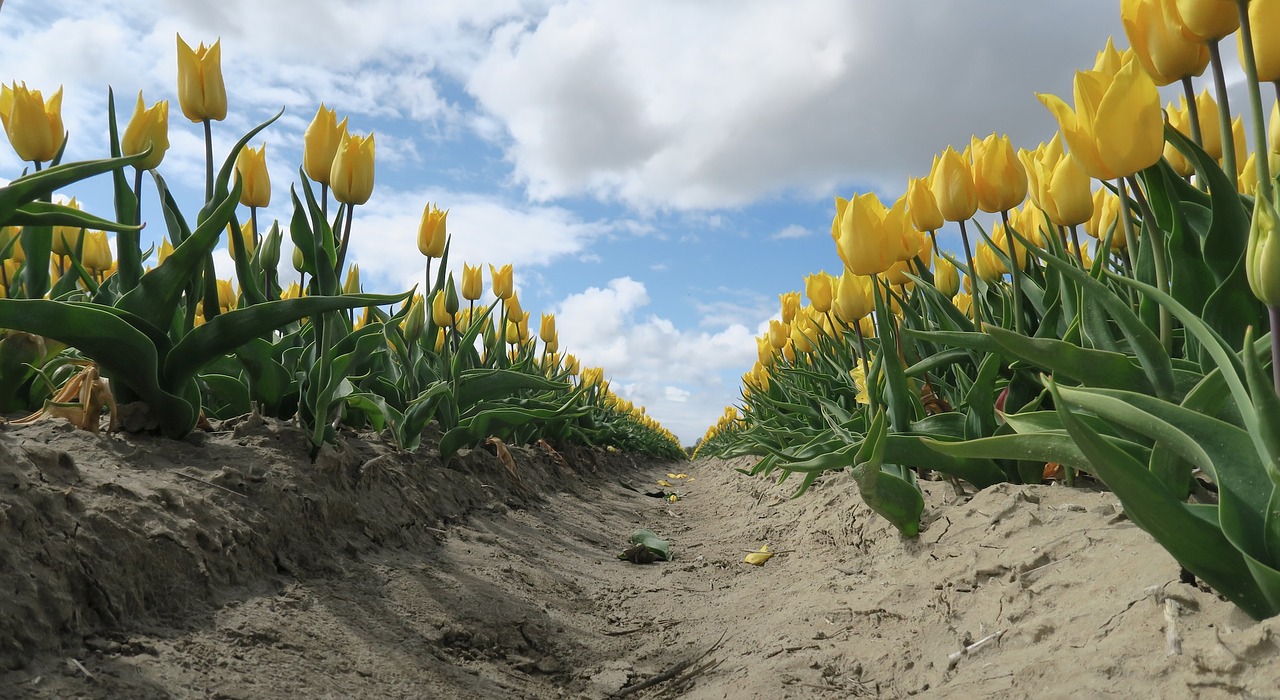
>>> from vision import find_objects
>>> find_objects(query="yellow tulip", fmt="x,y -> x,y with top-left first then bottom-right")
1037,57 -> 1163,181
564,354 -> 580,376
81,231 -> 113,274
882,195 -> 918,263
540,313 -> 556,344
779,290 -> 801,324
343,264 -> 361,295
1230,115 -> 1246,176
768,319 -> 789,350
51,197 -> 82,256
858,315 -> 876,339
461,263 -> 483,301
930,147 -> 979,222
416,202 -> 448,257
804,271 -> 835,314
505,290 -> 524,321
156,236 -> 174,265
953,292 -> 974,319
0,226 -> 24,263
1085,189 -> 1128,250
432,289 -> 453,328
1163,99 -> 1196,176
434,327 -> 448,353
0,82 -> 64,163
1191,89 -> 1223,160
235,144 -> 270,208
175,35 -> 227,122
906,176 -> 943,233
833,269 -> 873,324
756,336 -> 774,367
281,281 -> 303,300
935,256 -> 960,297
1238,0 -> 1280,82
1240,153 -> 1280,195
121,91 -> 169,170
1122,0 -> 1210,85
303,104 -> 348,186
1173,0 -> 1239,41
1093,37 -> 1128,77
835,192 -> 894,275
228,220 -> 256,259
974,241 -> 1006,282
971,133 -> 1028,213
329,131 -> 375,205
1043,153 -> 1094,227
790,315 -> 815,354
490,263 -> 514,300
216,278 -> 236,311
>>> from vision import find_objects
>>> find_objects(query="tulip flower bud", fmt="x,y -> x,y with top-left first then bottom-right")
330,131 -> 375,205
444,277 -> 460,315
1230,116 -> 1246,176
835,192 -> 895,275
505,320 -> 520,345
540,313 -> 557,344
434,328 -> 448,353
461,263 -> 483,301
416,203 -> 448,258
303,104 -> 348,186
235,144 -> 271,208
804,272 -> 835,314
81,231 -> 113,274
292,243 -> 307,274
906,177 -> 943,233
490,263 -> 514,300
833,270 -> 873,324
122,91 -> 169,170
176,35 -> 227,122
432,289 -> 453,328
258,221 -> 282,273
1247,194 -> 1280,306
934,256 -> 960,297
0,82 -> 65,164
930,147 -> 979,222
400,295 -> 425,343
1123,0 -> 1210,86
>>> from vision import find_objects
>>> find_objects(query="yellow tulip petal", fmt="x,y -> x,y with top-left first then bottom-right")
743,544 -> 774,566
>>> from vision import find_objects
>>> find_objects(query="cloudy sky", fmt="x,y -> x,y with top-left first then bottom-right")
1,1 -> 1265,443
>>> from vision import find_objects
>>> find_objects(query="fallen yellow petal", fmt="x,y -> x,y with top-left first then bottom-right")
673,473 -> 689,479
657,479 -> 673,487
668,493 -> 679,503
743,544 -> 774,566
667,473 -> 680,479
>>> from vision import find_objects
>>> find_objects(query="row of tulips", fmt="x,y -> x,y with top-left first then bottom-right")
0,34 -> 683,461
697,0 -> 1280,619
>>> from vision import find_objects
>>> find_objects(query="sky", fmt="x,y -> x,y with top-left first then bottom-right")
0,1 -> 1270,444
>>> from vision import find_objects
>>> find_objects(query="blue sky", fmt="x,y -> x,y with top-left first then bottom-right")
1,1 -> 1266,443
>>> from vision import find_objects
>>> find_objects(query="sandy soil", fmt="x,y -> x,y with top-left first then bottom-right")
3,417 -> 1280,698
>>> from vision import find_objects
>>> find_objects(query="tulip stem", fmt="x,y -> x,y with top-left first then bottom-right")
1207,41 -> 1238,184
1125,175 -> 1172,354
202,119 -> 213,203
1270,305 -> 1280,395
1179,76 -> 1203,148
957,219 -> 984,327
1237,0 -> 1273,205
852,316 -> 871,390
1000,210 -> 1025,334
1068,224 -> 1084,267
336,203 -> 354,276
321,184 -> 329,222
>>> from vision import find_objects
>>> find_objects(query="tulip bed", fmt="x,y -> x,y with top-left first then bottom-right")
697,1 -> 1280,620
0,37 -> 684,462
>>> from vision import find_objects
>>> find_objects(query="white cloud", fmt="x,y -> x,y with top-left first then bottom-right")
554,277 -> 760,443
467,0 -> 1124,209
772,224 -> 811,240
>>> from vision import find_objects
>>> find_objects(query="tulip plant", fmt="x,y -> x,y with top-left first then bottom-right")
0,36 -> 683,462
699,0 -> 1280,619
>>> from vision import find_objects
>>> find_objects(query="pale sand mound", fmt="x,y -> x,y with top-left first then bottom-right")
2,421 -> 1278,698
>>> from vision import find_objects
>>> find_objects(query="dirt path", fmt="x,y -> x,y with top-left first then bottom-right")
4,421 -> 1280,698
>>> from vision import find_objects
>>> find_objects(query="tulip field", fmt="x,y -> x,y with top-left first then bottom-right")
0,35 -> 685,468
1,0 -> 1280,676
696,0 -> 1280,622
